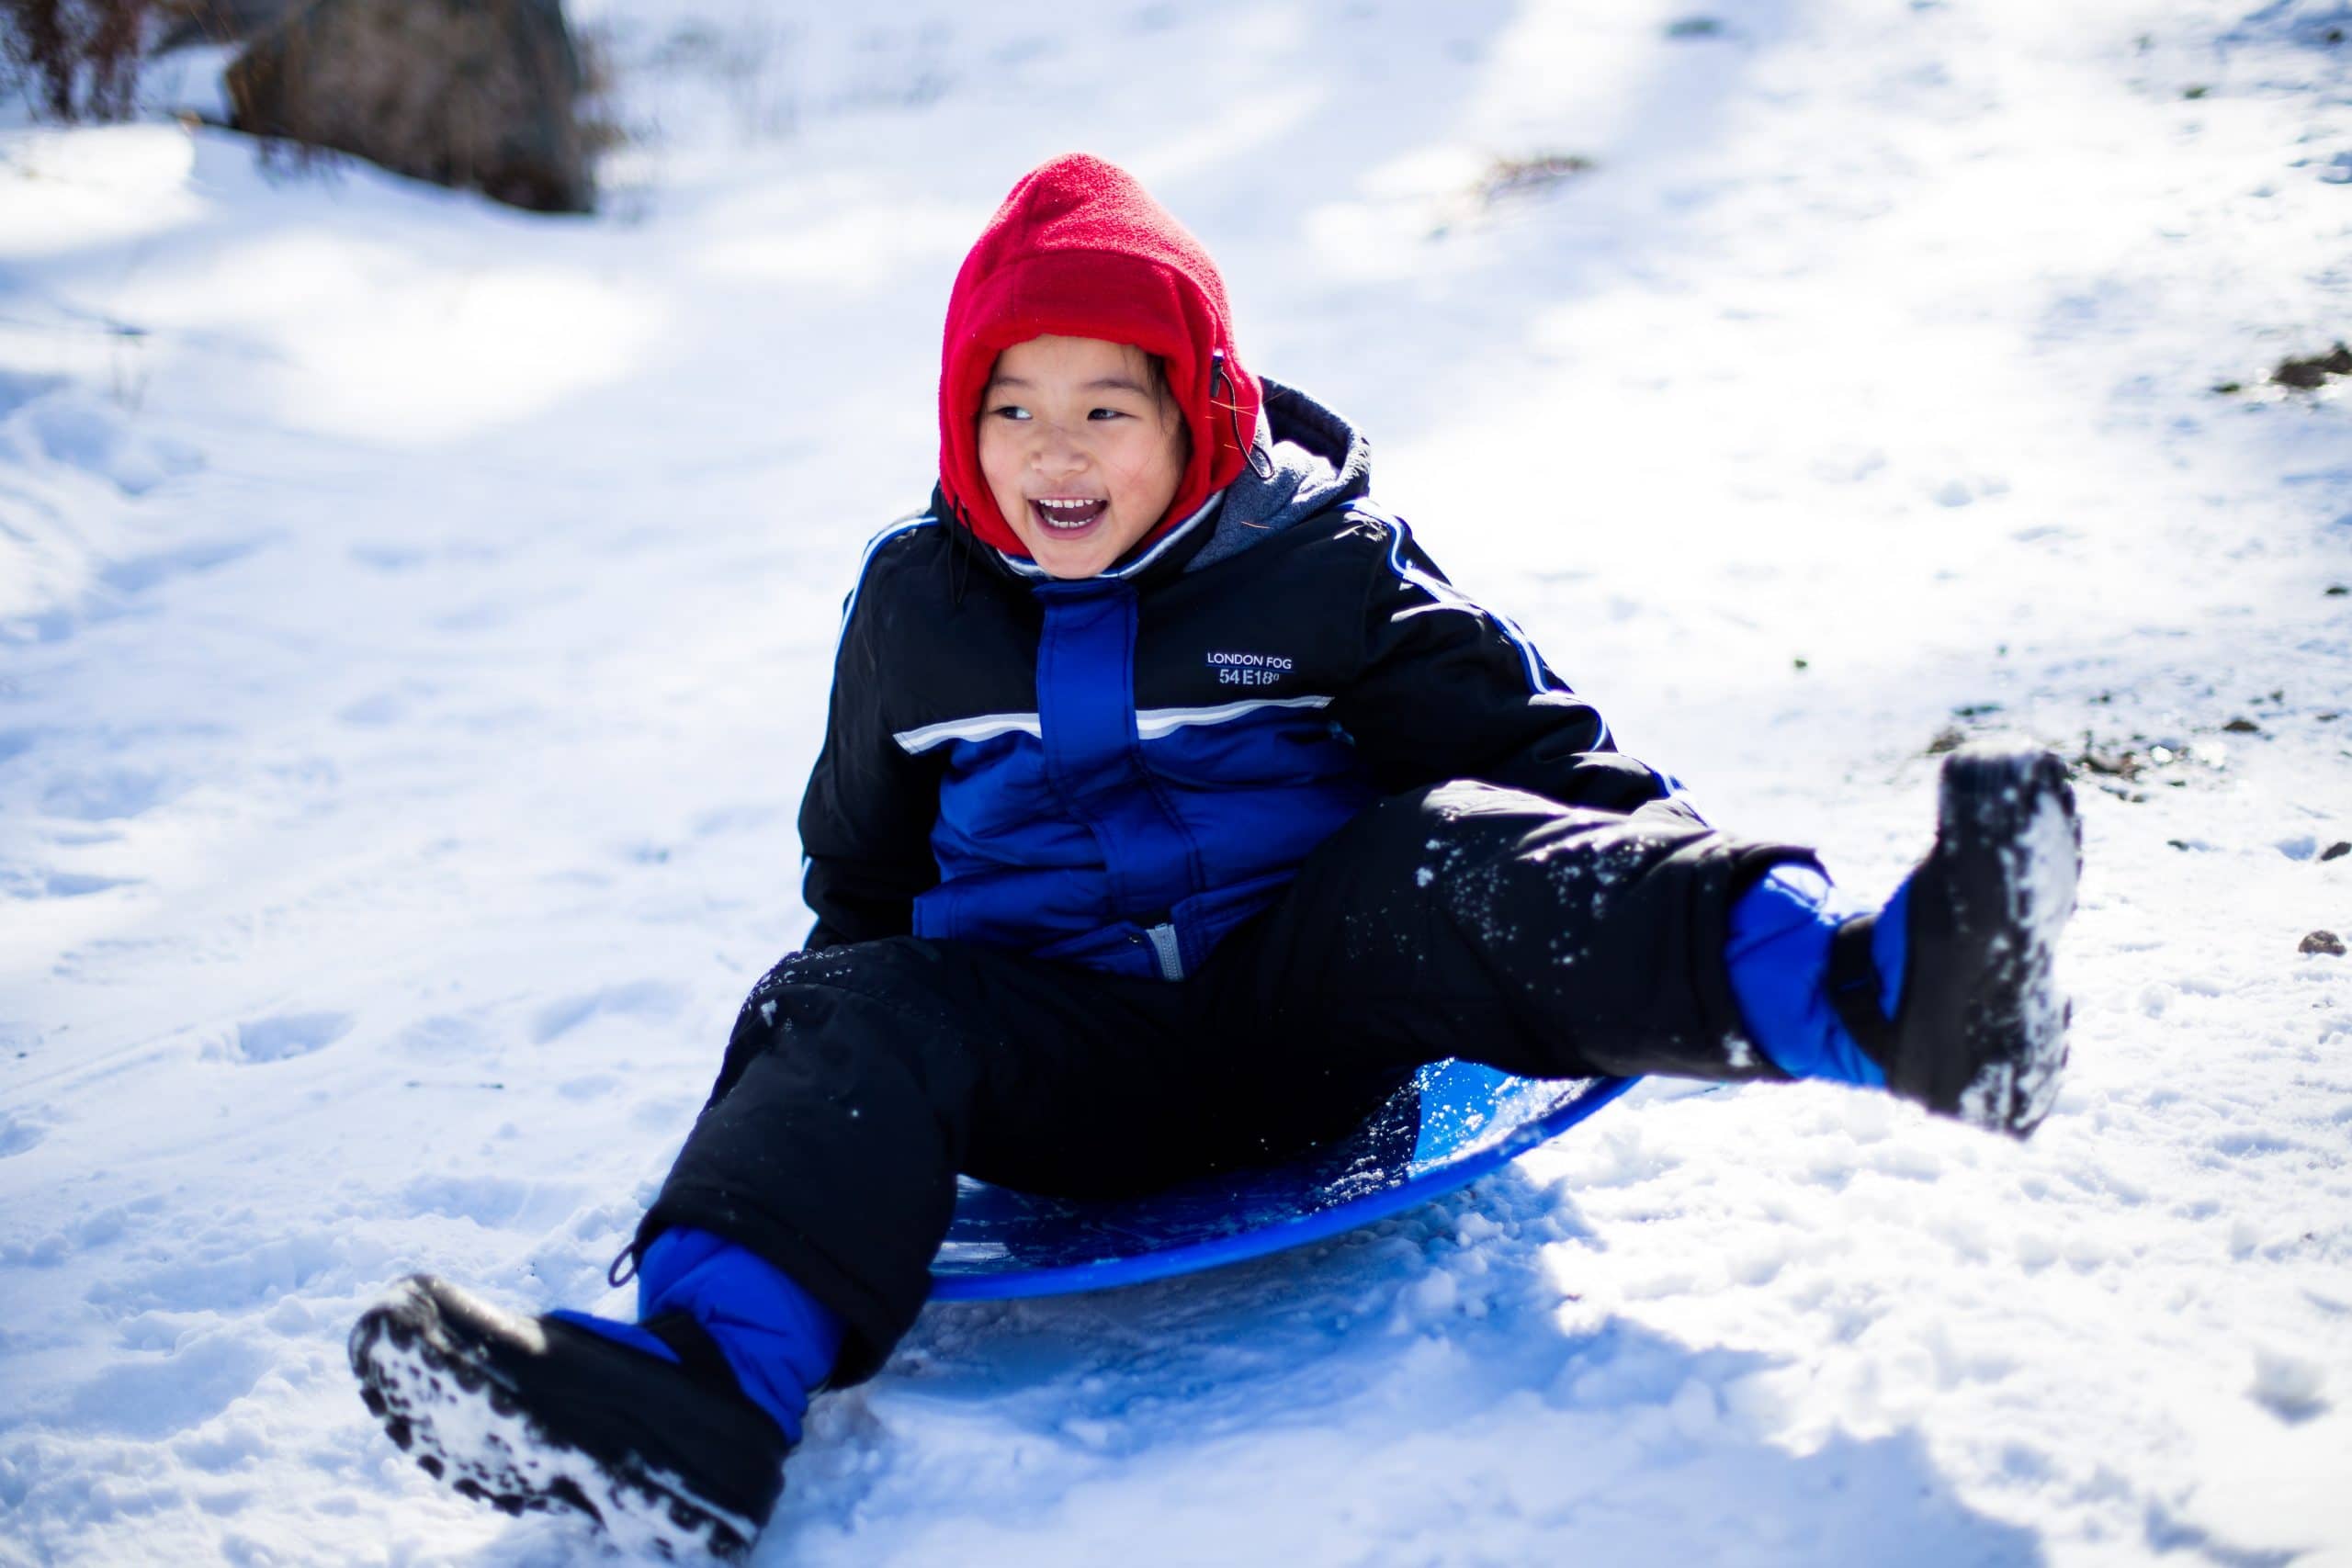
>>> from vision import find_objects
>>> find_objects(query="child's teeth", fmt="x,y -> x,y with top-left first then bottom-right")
1036,499 -> 1104,529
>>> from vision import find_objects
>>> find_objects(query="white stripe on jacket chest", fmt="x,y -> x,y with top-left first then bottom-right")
1133,694 -> 1332,739
892,694 -> 1334,755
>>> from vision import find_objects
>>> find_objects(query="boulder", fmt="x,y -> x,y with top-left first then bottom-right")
226,0 -> 590,213
154,0 -> 306,52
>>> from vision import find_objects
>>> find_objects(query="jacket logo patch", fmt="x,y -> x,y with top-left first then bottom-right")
1205,650 -> 1293,688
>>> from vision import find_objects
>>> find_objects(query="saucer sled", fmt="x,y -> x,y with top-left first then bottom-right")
929,1063 -> 1636,1301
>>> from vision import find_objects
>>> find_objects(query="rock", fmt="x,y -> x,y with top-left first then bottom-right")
155,0 -> 306,52
2222,716 -> 2262,734
2073,738 -> 2145,779
2324,842 -> 2352,863
2273,344 -> 2352,389
227,0 -> 591,213
2301,931 -> 2347,957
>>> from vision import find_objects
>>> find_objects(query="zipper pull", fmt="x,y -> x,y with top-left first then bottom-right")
1142,919 -> 1185,982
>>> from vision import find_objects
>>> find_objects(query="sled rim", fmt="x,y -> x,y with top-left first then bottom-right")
927,1073 -> 1638,1302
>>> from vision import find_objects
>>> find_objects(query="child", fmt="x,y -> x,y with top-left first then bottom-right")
350,154 -> 2079,1561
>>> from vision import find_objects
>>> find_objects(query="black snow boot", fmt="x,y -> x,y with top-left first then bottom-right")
1826,743 -> 2082,1136
349,1274 -> 788,1562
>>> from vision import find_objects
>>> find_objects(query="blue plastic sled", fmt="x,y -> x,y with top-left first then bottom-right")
929,1064 -> 1636,1301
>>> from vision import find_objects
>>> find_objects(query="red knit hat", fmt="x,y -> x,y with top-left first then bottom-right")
937,153 -> 1262,558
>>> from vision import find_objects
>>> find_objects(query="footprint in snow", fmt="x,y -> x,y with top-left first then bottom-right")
8,385 -> 203,497
0,1111 -> 47,1157
38,766 -> 174,822
42,872 -> 138,897
531,980 -> 687,1044
98,536 -> 266,596
336,691 -> 408,726
400,1173 -> 583,1230
232,1011 -> 354,1064
349,542 -> 430,572
60,1332 -> 275,1441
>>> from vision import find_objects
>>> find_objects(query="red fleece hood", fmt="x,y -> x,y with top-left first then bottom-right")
937,153 -> 1261,559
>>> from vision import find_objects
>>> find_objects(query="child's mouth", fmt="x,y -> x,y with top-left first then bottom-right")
1031,497 -> 1108,534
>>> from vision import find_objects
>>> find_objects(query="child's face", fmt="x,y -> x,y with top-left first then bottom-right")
977,335 -> 1187,579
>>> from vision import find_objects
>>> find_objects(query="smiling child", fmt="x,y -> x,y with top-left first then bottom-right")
349,153 -> 2082,1562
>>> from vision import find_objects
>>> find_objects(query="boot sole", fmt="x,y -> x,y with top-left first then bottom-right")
1937,746 -> 2081,1134
349,1278 -> 758,1562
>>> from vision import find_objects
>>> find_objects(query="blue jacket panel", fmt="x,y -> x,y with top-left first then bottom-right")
903,574 -> 1379,979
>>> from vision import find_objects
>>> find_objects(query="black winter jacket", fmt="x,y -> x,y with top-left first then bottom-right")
799,379 -> 1690,980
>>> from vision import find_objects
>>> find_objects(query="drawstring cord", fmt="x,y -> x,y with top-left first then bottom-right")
607,1240 -> 640,1289
940,494 -> 975,605
1212,348 -> 1274,481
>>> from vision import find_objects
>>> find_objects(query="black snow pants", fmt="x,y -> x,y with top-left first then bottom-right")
635,782 -> 1810,1385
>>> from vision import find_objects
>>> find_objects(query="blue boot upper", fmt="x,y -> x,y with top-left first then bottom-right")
1726,863 -> 1908,1088
550,1227 -> 843,1444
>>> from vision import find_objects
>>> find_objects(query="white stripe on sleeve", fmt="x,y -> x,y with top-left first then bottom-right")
892,711 -> 1045,754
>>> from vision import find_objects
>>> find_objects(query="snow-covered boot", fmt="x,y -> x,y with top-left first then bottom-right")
1827,743 -> 2082,1135
348,1273 -> 786,1561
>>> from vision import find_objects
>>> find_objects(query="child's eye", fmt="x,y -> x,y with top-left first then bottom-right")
1088,408 -> 1127,421
989,405 -> 1031,422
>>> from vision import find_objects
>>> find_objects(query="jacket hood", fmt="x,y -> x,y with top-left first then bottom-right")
937,153 -> 1262,558
1185,378 -> 1372,572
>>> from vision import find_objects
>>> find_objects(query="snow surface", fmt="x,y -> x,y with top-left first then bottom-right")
5,0 -> 2351,1562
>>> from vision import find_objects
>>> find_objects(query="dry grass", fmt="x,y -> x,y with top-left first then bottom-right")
1473,152 -> 1599,207
3,0 -> 152,121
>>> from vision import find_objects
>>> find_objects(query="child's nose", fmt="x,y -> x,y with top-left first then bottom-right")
1031,425 -> 1088,472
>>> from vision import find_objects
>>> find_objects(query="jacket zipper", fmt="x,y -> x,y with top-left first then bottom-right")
1143,921 -> 1184,982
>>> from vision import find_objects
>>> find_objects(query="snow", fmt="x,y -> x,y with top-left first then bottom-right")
4,0 -> 2350,1562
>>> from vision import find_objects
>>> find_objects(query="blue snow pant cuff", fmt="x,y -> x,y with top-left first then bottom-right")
1727,864 -> 1890,1088
634,1226 -> 845,1446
